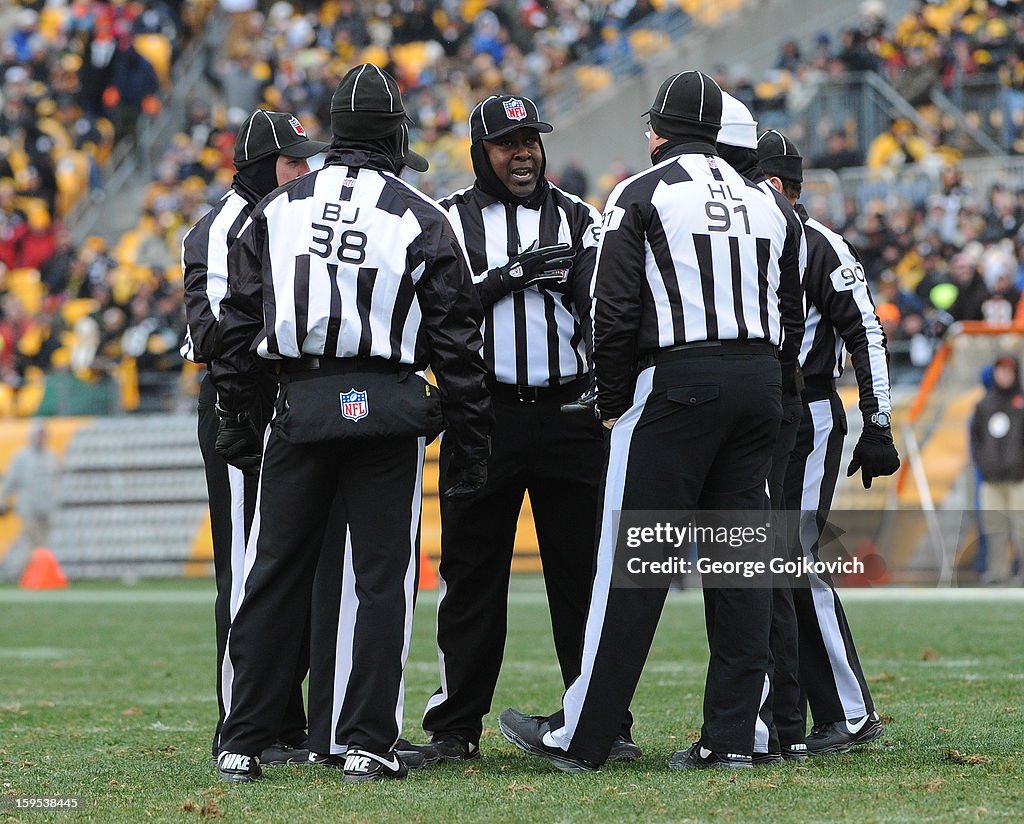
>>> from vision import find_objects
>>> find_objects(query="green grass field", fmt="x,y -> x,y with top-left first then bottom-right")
1,578 -> 1022,823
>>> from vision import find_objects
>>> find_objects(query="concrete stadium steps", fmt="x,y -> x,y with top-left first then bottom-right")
40,414 -> 541,580
60,469 -> 206,504
52,503 -> 205,557
49,414 -> 207,579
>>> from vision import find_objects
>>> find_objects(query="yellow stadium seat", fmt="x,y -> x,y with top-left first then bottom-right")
7,269 -> 44,315
61,298 -> 99,326
114,230 -> 141,266
575,65 -> 612,94
55,151 -> 90,217
391,41 -> 431,81
14,368 -> 46,418
133,34 -> 173,87
628,28 -> 671,57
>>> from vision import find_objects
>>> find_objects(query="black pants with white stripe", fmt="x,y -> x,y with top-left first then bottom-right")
757,395 -> 806,753
423,381 -> 604,744
784,391 -> 875,726
197,375 -> 307,756
547,351 -> 781,764
218,427 -> 423,757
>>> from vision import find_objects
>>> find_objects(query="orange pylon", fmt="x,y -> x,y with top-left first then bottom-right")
418,548 -> 438,590
19,548 -> 68,590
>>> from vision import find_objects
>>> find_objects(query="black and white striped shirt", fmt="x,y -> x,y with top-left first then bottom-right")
798,211 -> 892,418
212,149 -> 492,458
592,142 -> 805,417
180,189 -> 251,363
440,183 -> 602,388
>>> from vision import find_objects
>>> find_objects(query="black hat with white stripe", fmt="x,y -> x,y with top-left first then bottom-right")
233,110 -> 329,169
329,63 -> 429,172
645,70 -> 723,142
757,129 -> 803,182
469,94 -> 553,144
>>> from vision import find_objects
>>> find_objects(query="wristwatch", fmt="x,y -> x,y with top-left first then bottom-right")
869,411 -> 891,429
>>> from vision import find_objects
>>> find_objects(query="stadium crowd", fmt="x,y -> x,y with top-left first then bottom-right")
2,0 -> 1024,414
737,0 -> 1024,160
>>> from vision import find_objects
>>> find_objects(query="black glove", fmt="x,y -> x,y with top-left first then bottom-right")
560,384 -> 599,418
494,240 -> 575,293
215,404 -> 262,475
847,424 -> 900,489
443,458 -> 487,500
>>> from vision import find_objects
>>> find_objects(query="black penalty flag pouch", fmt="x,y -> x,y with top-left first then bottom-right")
274,361 -> 444,445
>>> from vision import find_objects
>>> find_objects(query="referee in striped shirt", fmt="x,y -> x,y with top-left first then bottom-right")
419,94 -> 641,762
180,109 -> 327,765
715,93 -> 808,766
211,64 -> 492,783
500,70 -> 804,771
757,130 -> 899,756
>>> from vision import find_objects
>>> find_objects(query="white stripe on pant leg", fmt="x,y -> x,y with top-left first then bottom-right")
423,575 -> 449,719
232,421 -> 274,619
394,438 -> 425,738
220,422 -> 273,721
329,527 -> 360,755
547,367 -> 655,752
800,399 -> 867,720
754,672 -> 771,753
227,465 -> 247,620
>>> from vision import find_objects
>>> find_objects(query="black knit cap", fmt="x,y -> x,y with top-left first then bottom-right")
330,63 -> 429,172
645,70 -> 723,142
233,110 -> 329,169
757,129 -> 803,182
469,94 -> 553,144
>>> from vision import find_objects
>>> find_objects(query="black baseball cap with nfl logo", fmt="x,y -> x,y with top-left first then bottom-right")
233,110 -> 329,169
470,94 -> 553,144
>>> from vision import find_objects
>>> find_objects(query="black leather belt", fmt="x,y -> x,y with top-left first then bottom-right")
279,355 -> 404,376
639,340 -> 778,368
488,376 -> 589,404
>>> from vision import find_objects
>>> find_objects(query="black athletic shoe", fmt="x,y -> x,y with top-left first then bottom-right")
498,708 -> 598,774
752,751 -> 785,767
260,741 -> 310,765
342,747 -> 409,783
396,738 -> 441,769
217,751 -> 262,783
668,743 -> 753,770
307,751 -> 345,768
607,734 -> 643,762
781,742 -> 809,762
806,711 -> 885,756
430,732 -> 480,762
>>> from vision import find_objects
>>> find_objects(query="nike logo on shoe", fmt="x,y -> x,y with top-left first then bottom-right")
845,713 -> 876,734
345,751 -> 401,772
219,753 -> 252,771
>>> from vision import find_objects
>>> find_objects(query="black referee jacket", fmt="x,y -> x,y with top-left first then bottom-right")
212,148 -> 492,461
180,189 -> 253,363
441,182 -> 601,388
592,141 -> 805,418
796,205 -> 892,419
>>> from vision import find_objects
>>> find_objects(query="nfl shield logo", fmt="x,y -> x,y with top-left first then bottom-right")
503,98 -> 528,121
288,116 -> 306,136
340,389 -> 368,422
